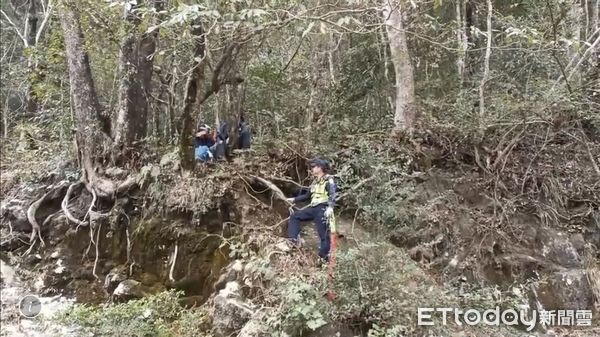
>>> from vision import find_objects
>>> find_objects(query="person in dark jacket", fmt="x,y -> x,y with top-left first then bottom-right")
286,158 -> 337,261
195,124 -> 216,162
214,121 -> 229,161
237,117 -> 251,150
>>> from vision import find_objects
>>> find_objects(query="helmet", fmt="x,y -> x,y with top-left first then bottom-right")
309,158 -> 330,172
198,124 -> 211,132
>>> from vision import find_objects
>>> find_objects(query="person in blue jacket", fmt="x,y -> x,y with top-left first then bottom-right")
286,158 -> 337,261
195,124 -> 216,162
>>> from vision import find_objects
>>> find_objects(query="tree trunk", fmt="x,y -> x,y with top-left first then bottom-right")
25,0 -> 38,114
478,0 -> 493,127
178,20 -> 206,169
383,0 -> 417,134
592,0 -> 599,34
455,0 -> 468,86
59,1 -> 114,197
566,0 -> 583,84
304,38 -> 321,131
113,0 -> 159,152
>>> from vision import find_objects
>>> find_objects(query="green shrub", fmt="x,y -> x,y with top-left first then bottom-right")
57,290 -> 194,337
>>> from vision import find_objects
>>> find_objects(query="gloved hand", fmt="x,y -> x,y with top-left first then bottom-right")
286,198 -> 295,204
324,207 -> 333,218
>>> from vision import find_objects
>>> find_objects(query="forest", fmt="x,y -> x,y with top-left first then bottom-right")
0,0 -> 599,336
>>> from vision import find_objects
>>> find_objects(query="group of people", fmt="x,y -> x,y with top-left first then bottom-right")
195,118 -> 337,262
194,118 -> 251,163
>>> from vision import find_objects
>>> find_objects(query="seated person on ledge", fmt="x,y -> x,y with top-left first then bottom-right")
195,124 -> 216,163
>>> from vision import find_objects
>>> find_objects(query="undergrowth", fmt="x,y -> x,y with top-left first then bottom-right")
56,290 -> 211,337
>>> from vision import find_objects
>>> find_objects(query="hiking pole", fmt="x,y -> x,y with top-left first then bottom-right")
325,212 -> 337,301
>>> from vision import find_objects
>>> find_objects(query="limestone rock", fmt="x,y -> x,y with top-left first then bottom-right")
1,199 -> 30,232
275,240 -> 292,253
540,230 -> 581,268
305,323 -> 354,337
213,260 -> 245,292
537,270 -> 594,310
112,279 -> 146,302
160,151 -> 181,171
237,318 -> 269,337
569,233 -> 585,252
103,267 -> 128,295
213,281 -> 255,337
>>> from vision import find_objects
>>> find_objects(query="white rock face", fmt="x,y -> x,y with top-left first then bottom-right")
1,259 -> 81,337
212,281 -> 255,337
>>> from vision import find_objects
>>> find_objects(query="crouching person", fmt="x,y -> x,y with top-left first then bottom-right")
195,124 -> 215,163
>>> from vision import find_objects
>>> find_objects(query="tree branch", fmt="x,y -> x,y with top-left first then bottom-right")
35,0 -> 53,45
0,9 -> 28,46
199,43 -> 238,105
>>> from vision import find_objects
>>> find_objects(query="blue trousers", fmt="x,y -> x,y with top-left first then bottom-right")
288,205 -> 330,260
195,145 -> 212,162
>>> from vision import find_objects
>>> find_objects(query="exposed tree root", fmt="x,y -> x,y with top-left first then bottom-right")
26,184 -> 68,246
125,214 -> 132,264
23,241 -> 38,255
62,182 -> 87,227
116,175 -> 137,194
83,188 -> 97,222
169,241 -> 178,283
81,152 -> 138,200
83,223 -> 95,260
93,221 -> 102,279
267,176 -> 308,189
42,210 -> 62,227
248,175 -> 290,204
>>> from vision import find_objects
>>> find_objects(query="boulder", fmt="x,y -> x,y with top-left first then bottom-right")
159,151 -> 181,171
213,259 -> 244,292
536,270 -> 594,310
1,199 -> 30,232
237,318 -> 270,337
304,323 -> 354,337
213,281 -> 255,337
112,279 -> 146,302
103,266 -> 128,295
539,230 -> 581,268
569,233 -> 585,252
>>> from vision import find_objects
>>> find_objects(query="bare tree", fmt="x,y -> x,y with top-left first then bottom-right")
1,0 -> 53,114
60,1 -> 129,198
382,0 -> 416,134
